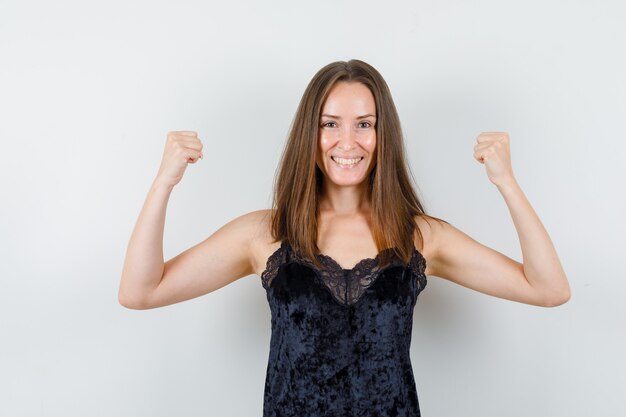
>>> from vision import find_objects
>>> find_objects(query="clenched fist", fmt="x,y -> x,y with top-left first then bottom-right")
473,131 -> 515,187
154,131 -> 204,188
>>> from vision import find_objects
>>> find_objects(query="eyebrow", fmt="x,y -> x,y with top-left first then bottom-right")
320,113 -> 376,119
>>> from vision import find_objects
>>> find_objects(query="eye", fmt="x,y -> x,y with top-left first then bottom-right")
322,121 -> 337,128
359,121 -> 372,128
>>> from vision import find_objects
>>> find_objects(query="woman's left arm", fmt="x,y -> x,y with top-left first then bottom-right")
428,132 -> 571,307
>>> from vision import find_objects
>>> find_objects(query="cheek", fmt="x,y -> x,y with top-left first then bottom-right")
317,136 -> 330,167
319,136 -> 331,149
359,132 -> 376,152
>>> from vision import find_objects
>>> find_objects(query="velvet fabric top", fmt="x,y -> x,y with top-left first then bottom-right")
260,240 -> 428,417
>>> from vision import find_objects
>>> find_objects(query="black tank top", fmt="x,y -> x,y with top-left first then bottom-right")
260,240 -> 428,416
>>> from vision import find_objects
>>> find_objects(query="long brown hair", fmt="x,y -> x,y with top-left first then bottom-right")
270,59 -> 448,269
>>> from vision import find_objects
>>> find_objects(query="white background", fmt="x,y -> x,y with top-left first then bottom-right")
1,0 -> 625,416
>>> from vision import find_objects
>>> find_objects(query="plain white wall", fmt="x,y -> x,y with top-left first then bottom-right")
1,0 -> 624,416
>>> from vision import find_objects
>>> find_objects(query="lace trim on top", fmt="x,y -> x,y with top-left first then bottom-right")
261,241 -> 427,306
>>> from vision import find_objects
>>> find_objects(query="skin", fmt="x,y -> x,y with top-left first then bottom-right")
313,81 -> 382,269
423,130 -> 573,308
119,83 -> 571,310
316,81 -> 377,214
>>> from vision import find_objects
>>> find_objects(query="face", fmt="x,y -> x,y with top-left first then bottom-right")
316,81 -> 377,186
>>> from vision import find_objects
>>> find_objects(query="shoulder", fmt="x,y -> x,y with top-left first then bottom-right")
244,209 -> 282,277
413,215 -> 480,278
232,209 -> 274,248
412,214 -> 447,277
218,209 -> 272,240
213,208 -> 278,277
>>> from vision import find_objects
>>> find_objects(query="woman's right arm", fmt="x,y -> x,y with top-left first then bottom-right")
118,131 -> 259,310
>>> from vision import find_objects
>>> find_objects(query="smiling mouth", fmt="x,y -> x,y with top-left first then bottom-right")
331,156 -> 364,166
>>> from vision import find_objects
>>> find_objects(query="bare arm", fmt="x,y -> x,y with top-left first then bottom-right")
117,179 -> 172,309
118,131 -> 267,310
118,130 -> 206,309
428,132 -> 570,308
429,216 -> 569,308
119,206 -> 262,310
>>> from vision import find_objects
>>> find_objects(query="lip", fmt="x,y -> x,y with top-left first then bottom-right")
331,155 -> 364,160
330,155 -> 364,169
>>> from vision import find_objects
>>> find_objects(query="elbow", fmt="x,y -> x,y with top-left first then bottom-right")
118,292 -> 138,309
542,288 -> 571,307
118,272 -> 159,310
118,288 -> 150,310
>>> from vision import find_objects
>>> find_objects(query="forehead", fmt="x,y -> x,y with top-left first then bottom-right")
321,82 -> 376,116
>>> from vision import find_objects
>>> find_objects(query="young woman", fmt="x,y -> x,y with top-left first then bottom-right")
119,59 -> 571,416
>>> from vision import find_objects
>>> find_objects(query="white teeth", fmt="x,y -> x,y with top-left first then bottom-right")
332,156 -> 362,165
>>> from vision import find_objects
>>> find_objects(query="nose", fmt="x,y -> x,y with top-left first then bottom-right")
338,125 -> 358,147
